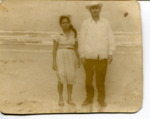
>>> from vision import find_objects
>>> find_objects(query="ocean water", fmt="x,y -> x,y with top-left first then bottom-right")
0,31 -> 141,45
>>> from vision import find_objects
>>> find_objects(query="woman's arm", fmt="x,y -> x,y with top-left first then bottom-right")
53,40 -> 58,70
74,41 -> 79,58
74,41 -> 81,68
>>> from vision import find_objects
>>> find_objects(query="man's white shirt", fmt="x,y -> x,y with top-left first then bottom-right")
78,17 -> 115,59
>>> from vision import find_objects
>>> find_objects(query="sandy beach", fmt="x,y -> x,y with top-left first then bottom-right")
0,44 -> 142,114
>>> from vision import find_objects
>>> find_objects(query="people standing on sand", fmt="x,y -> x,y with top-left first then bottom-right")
78,2 -> 115,107
52,15 -> 81,106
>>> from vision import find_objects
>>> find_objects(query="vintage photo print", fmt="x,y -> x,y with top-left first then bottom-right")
0,0 -> 142,114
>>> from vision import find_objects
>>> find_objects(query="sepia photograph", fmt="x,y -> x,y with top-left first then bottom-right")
0,0 -> 142,114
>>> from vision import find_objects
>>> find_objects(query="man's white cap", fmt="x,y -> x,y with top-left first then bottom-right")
85,1 -> 103,10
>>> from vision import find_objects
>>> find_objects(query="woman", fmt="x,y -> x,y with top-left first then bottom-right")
52,15 -> 81,106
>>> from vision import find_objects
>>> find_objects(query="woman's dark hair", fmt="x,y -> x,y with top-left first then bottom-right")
59,15 -> 77,38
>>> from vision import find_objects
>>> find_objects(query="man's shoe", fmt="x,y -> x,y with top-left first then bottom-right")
98,101 -> 107,107
81,99 -> 92,106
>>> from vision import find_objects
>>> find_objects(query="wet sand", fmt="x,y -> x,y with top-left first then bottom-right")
0,44 -> 142,114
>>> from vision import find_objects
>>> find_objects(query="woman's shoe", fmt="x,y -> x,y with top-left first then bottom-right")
67,100 -> 76,106
58,99 -> 64,106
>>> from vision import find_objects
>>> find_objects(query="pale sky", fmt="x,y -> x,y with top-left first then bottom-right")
0,0 -> 141,32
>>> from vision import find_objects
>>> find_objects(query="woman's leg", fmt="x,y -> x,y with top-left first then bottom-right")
58,81 -> 64,106
67,84 -> 75,106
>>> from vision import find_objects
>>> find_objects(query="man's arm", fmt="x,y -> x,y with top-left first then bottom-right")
107,22 -> 116,64
78,21 -> 87,65
79,22 -> 87,58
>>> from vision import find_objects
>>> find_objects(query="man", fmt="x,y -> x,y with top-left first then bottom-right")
78,2 -> 115,107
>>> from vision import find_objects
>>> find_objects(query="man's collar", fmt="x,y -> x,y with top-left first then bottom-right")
90,17 -> 101,23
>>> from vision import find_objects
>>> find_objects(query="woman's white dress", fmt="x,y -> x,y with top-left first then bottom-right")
54,31 -> 77,85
